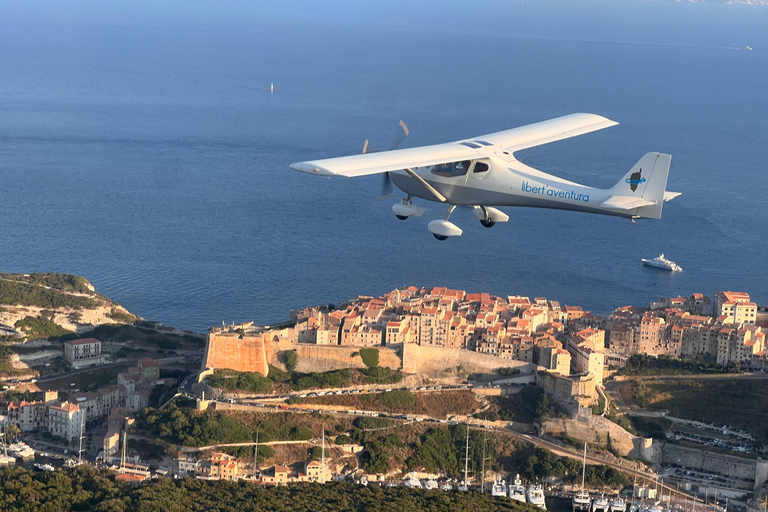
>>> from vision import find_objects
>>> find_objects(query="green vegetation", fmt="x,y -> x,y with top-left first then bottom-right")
522,447 -> 627,488
498,367 -> 521,376
137,398 -> 334,447
629,416 -> 670,440
296,390 -> 478,418
106,309 -> 137,323
358,348 -> 379,368
409,424 -> 497,479
555,432 -> 582,449
208,370 -> 273,394
292,370 -> 350,391
636,379 -> 768,437
359,366 -> 403,385
617,354 -> 737,376
115,346 -> 142,359
0,274 -> 100,309
605,401 -> 636,435
591,395 -> 606,416
629,379 -> 657,408
485,386 -> 548,423
0,466 -> 531,512
284,350 -> 298,372
380,389 -> 416,408
15,312 -> 75,340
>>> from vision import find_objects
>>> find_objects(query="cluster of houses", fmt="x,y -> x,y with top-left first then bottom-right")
5,351 -> 172,459
172,454 -> 328,484
605,291 -> 766,366
287,286 -> 617,385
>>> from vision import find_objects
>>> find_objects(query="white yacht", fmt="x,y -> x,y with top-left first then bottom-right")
457,480 -> 469,492
642,254 -> 682,272
33,463 -> 56,472
439,481 -> 453,492
573,491 -> 591,511
491,478 -> 507,497
8,442 -> 35,459
592,495 -> 610,512
509,474 -> 527,503
527,484 -> 547,510
422,477 -> 438,490
610,497 -> 627,512
403,473 -> 422,488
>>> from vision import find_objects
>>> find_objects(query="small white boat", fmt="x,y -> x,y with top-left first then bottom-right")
439,481 -> 453,491
527,484 -> 547,510
422,477 -> 438,490
457,480 -> 469,492
33,463 -> 56,472
592,495 -> 610,512
403,473 -> 422,488
491,478 -> 507,497
610,497 -> 627,512
509,474 -> 527,502
642,254 -> 682,272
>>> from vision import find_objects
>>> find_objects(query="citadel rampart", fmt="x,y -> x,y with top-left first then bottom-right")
401,343 -> 536,376
202,331 -> 269,376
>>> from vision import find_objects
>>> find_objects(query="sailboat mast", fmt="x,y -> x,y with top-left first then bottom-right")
321,424 -> 326,484
581,442 -> 587,491
464,427 -> 469,487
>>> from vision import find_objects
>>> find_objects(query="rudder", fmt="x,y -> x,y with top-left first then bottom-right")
610,152 -> 672,219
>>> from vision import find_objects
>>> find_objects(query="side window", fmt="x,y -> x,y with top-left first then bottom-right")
431,160 -> 472,178
473,162 -> 489,173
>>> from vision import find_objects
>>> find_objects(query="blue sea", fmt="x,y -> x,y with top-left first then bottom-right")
1,1 -> 766,332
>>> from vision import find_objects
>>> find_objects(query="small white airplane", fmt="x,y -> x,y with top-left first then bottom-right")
290,113 -> 680,240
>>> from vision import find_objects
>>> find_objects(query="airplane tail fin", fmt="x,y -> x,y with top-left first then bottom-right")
608,152 -> 672,219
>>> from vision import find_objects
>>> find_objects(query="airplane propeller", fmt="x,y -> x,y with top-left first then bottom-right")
362,120 -> 409,200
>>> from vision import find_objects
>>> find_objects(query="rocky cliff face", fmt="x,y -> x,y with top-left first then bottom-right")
0,272 -> 140,341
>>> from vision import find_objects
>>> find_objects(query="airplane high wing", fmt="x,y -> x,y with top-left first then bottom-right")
289,113 -> 680,240
290,113 -> 616,178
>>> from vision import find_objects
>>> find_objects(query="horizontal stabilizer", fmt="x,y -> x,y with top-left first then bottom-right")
663,191 -> 682,202
601,195 -> 657,210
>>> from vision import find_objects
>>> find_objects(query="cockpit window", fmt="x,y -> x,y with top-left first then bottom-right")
474,140 -> 493,146
430,160 -> 472,178
460,142 -> 481,149
473,162 -> 489,173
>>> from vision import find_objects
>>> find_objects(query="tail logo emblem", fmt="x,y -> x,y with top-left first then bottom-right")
626,169 -> 646,192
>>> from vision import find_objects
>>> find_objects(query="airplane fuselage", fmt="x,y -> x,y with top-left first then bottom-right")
389,153 -> 628,218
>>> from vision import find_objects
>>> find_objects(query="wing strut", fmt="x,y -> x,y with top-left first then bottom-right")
404,168 -> 446,203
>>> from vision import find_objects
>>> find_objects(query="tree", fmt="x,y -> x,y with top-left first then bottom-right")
284,350 -> 298,373
535,393 -> 550,421
358,348 -> 379,368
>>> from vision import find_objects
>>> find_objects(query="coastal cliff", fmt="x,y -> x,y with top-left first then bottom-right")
0,272 -> 140,342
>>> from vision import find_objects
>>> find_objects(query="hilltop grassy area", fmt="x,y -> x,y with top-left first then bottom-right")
292,390 -> 480,418
209,366 -> 404,394
624,378 -> 768,440
0,273 -> 102,309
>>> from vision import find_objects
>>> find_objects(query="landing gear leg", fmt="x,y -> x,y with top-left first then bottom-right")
478,205 -> 496,228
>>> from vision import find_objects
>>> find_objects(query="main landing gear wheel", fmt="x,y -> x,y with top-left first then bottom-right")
480,219 -> 496,228
433,234 -> 449,241
396,215 -> 409,220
